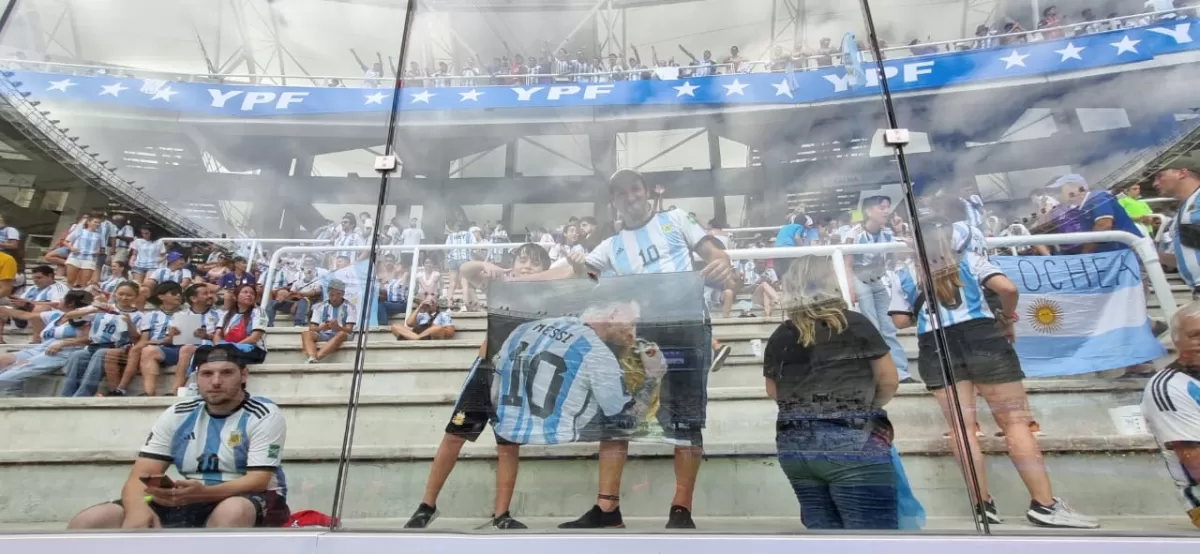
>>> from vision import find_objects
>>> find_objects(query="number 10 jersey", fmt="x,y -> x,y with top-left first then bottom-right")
490,317 -> 632,445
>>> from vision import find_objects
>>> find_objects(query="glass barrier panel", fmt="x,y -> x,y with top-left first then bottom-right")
338,0 -> 985,533
0,0 -> 408,533
879,0 -> 1200,535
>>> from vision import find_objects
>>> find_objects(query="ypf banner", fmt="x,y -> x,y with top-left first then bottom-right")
993,250 -> 1166,377
485,272 -> 711,446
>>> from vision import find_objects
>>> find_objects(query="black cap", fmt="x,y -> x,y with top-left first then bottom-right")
194,343 -> 265,368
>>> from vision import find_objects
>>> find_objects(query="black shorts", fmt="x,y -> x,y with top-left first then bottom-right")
111,490 -> 289,528
916,319 -> 1025,390
444,356 -> 514,445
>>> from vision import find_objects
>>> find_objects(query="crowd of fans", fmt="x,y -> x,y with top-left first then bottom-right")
4,156 -> 1200,531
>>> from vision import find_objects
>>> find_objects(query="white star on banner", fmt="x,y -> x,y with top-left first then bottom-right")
363,92 -> 388,105
1111,35 -> 1141,55
1054,42 -> 1086,61
410,90 -> 435,104
150,87 -> 178,101
1000,50 -> 1029,69
722,78 -> 749,96
772,79 -> 793,98
458,89 -> 484,102
99,83 -> 128,97
46,79 -> 75,92
673,81 -> 698,97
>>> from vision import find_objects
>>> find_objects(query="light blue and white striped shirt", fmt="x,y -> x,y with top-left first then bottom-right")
445,230 -> 475,263
140,396 -> 287,495
490,317 -> 630,445
39,310 -> 89,344
384,278 -> 407,303
844,224 -> 896,278
100,276 -> 128,295
585,209 -> 710,276
309,300 -> 358,328
887,252 -> 1003,334
139,309 -> 181,341
23,282 -> 68,304
150,267 -> 194,284
1171,187 -> 1200,288
131,238 -> 165,270
89,308 -> 145,346
69,229 -> 102,261
334,232 -> 364,261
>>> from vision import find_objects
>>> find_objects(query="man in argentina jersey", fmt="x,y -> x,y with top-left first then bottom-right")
67,345 -> 290,529
300,279 -> 356,363
490,312 -> 633,445
1153,154 -> 1200,298
555,168 -> 732,530
1142,304 -> 1200,528
143,252 -> 194,301
5,265 -> 68,344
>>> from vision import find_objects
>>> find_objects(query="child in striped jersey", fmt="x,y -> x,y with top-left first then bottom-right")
404,243 -> 561,531
94,260 -> 132,302
110,281 -> 186,396
888,218 -> 1098,529
168,284 -> 226,394
60,281 -> 144,396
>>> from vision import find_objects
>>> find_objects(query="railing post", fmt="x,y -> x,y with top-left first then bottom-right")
830,248 -> 854,306
1132,235 -> 1180,322
404,245 -> 421,323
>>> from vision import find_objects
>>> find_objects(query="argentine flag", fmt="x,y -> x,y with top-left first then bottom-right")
993,250 -> 1165,377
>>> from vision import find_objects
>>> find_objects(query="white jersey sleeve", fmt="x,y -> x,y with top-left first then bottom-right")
1142,369 -> 1200,509
585,239 -> 616,274
664,209 -> 711,250
246,404 -> 287,470
888,271 -> 914,315
966,252 -> 1003,286
139,404 -> 184,461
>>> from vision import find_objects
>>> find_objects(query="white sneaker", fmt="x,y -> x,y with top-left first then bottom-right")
305,356 -> 318,364
1026,497 -> 1099,529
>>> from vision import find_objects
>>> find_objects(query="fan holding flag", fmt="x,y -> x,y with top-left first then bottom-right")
841,32 -> 865,89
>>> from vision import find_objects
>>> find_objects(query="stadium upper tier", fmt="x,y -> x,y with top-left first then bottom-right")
5,16 -> 1197,118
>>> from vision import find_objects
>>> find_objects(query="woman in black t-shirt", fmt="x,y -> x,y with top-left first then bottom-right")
763,256 -> 900,529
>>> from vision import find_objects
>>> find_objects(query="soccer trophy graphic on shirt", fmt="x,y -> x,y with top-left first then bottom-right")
485,272 -> 710,446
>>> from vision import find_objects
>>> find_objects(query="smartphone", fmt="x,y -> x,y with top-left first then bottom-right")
140,474 -> 175,488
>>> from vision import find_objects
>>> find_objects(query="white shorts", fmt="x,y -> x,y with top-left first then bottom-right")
66,257 -> 97,270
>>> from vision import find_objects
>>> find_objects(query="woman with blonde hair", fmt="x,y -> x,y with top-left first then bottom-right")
763,255 -> 900,529
889,217 -> 1096,528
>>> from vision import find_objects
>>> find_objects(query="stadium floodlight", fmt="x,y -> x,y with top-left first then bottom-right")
48,119 -> 59,124
78,144 -> 89,149
28,100 -> 39,106
19,91 -> 30,97
68,136 -> 78,141
39,110 -> 49,116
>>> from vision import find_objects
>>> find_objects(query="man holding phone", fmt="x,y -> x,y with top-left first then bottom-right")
66,344 -> 290,529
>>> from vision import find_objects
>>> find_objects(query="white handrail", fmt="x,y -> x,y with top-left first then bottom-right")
258,242 -> 526,327
159,237 -> 333,270
1145,213 -> 1171,243
258,231 -> 1177,329
728,226 -> 783,234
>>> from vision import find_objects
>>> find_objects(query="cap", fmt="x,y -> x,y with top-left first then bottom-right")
327,279 -> 346,292
1162,153 -> 1200,173
166,251 -> 183,264
1047,173 -> 1088,190
194,342 -> 265,368
609,168 -> 646,189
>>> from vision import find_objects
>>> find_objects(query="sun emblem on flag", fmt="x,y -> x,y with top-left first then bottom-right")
1026,298 -> 1064,334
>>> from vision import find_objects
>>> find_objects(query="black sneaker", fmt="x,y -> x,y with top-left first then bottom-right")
404,502 -> 438,529
102,389 -> 126,397
899,377 -> 919,384
977,498 -> 1003,524
665,505 -> 696,529
558,505 -> 625,529
492,511 -> 528,529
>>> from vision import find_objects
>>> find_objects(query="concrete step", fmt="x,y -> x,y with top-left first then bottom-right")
0,437 -> 1184,524
0,379 -> 1152,452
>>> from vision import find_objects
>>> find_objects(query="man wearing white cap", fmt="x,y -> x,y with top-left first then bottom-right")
1047,173 -> 1144,253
